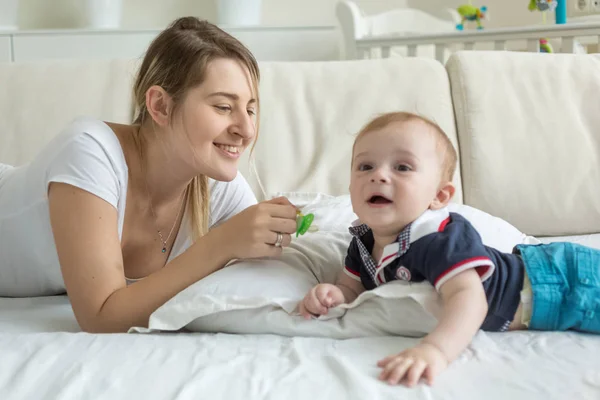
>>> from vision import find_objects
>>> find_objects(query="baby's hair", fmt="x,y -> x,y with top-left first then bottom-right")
353,111 -> 457,182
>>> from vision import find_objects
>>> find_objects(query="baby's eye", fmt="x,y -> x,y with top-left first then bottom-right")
357,163 -> 373,171
395,164 -> 411,172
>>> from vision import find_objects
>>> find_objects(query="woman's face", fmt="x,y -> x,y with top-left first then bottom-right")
171,57 -> 257,182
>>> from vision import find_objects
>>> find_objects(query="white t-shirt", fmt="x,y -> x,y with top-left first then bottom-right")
0,116 -> 257,297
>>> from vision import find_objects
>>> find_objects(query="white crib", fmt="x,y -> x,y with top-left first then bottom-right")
336,1 -> 600,63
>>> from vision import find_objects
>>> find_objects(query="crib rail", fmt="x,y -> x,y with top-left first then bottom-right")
356,21 -> 600,62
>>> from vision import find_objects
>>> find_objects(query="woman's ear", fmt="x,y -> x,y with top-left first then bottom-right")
145,85 -> 172,127
430,182 -> 455,210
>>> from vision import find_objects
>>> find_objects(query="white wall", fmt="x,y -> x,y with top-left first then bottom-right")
16,0 -> 551,30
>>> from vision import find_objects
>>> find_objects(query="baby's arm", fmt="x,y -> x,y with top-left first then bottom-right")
335,270 -> 365,303
421,268 -> 488,361
378,269 -> 487,386
298,270 -> 365,319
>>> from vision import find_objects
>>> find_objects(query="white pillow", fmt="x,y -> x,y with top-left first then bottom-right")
130,195 -> 534,337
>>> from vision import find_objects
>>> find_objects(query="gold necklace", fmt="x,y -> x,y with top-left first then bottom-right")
144,180 -> 187,254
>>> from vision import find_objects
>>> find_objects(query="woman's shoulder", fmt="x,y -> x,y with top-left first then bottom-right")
31,116 -> 129,209
208,172 -> 257,226
59,116 -> 125,160
39,116 -> 128,175
209,172 -> 254,198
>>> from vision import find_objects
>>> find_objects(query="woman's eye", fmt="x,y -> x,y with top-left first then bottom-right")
247,109 -> 256,116
396,164 -> 411,172
358,163 -> 372,171
215,105 -> 231,112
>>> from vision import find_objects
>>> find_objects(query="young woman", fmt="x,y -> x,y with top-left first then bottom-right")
0,17 -> 297,333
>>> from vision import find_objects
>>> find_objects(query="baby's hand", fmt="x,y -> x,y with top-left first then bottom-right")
298,284 -> 346,319
377,343 -> 448,387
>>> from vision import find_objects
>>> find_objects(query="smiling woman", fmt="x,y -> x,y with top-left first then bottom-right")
0,17 -> 298,333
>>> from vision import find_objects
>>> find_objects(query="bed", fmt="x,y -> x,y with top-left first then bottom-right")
1,292 -> 599,399
1,46 -> 600,399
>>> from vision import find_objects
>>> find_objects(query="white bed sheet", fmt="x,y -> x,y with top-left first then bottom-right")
1,296 -> 599,400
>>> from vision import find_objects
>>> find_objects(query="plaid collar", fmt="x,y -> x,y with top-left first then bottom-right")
348,208 -> 450,286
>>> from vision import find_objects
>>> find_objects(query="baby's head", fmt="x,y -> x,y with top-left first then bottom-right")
349,112 -> 457,236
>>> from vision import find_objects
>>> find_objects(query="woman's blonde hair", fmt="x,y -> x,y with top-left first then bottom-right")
131,17 -> 260,241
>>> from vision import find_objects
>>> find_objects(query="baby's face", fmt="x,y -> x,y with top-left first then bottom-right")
349,120 -> 443,236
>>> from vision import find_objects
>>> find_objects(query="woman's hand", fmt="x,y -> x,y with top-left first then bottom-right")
210,196 -> 298,260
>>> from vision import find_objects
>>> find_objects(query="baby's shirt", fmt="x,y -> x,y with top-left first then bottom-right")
343,208 -> 525,332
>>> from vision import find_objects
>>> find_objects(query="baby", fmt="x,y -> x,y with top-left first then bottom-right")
298,111 -> 600,387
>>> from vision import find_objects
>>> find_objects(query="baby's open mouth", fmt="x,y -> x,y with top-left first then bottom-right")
367,195 -> 393,204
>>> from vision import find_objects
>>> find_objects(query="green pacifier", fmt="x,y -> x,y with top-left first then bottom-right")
296,211 -> 316,237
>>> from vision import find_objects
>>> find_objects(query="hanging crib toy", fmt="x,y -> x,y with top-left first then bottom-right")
528,0 -> 558,53
529,0 -> 558,12
455,3 -> 488,30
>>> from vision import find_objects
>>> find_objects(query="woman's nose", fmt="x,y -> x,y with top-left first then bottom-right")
232,112 -> 255,140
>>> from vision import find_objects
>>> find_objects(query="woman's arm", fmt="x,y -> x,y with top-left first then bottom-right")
49,183 -> 296,333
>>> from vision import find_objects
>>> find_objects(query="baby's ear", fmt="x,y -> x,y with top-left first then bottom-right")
430,182 -> 455,210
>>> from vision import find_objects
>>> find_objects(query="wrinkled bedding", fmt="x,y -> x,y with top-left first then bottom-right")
0,296 -> 599,400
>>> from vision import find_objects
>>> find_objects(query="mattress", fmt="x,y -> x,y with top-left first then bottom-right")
1,295 -> 599,400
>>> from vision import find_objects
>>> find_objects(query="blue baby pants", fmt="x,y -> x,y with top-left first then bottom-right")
515,242 -> 600,333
